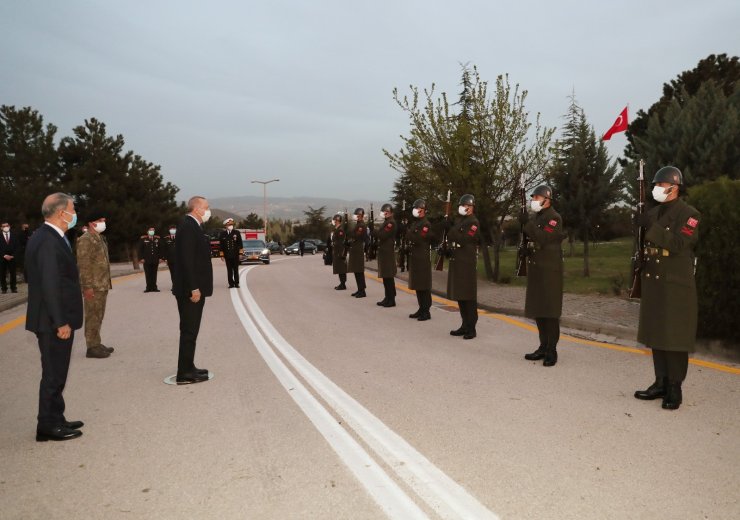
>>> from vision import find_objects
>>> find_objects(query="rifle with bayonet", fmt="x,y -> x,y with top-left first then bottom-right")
342,207 -> 351,259
629,159 -> 646,298
367,203 -> 377,260
397,201 -> 409,272
515,174 -> 529,277
435,189 -> 452,271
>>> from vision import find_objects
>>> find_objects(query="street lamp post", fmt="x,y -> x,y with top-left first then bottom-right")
251,178 -> 279,241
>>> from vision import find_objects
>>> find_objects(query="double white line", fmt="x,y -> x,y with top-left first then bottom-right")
231,266 -> 499,520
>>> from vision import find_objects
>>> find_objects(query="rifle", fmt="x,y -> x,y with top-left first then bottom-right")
367,203 -> 377,260
629,160 -> 646,298
515,174 -> 529,277
397,200 -> 409,272
435,189 -> 452,271
342,207 -> 351,259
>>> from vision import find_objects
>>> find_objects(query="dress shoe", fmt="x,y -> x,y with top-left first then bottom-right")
376,298 -> 388,306
334,284 -> 347,290
381,300 -> 396,308
86,346 -> 111,358
524,347 -> 547,360
350,291 -> 359,296
175,372 -> 209,384
450,327 -> 466,336
463,330 -> 477,340
354,290 -> 366,298
152,288 -> 160,292
417,312 -> 431,321
36,426 -> 82,442
143,289 -> 151,293
193,367 -> 209,375
543,350 -> 558,366
63,420 -> 84,429
228,284 -> 235,288
101,344 -> 115,353
661,383 -> 682,410
634,379 -> 666,400
235,285 -> 240,288
409,310 -> 422,319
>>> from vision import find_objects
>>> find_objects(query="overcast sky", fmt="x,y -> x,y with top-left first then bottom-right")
1,0 -> 738,202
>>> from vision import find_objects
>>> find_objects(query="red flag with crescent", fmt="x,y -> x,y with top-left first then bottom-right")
602,106 -> 628,140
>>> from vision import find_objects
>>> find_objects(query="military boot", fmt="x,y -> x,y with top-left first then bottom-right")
634,379 -> 666,400
409,309 -> 422,319
101,344 -> 115,353
543,348 -> 558,367
334,283 -> 346,290
524,347 -> 547,361
376,298 -> 389,306
661,382 -> 682,410
86,346 -> 111,359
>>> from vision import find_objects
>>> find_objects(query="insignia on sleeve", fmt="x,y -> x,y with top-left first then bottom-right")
384,223 -> 393,231
680,226 -> 694,237
467,224 -> 478,237
549,219 -> 557,226
687,217 -> 698,228
544,226 -> 554,233
421,225 -> 429,237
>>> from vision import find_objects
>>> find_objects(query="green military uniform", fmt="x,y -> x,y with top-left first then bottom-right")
138,233 -> 161,292
376,215 -> 397,306
76,230 -> 112,357
331,224 -> 347,289
523,204 -> 565,364
406,217 -> 433,319
162,234 -> 177,287
347,217 -> 367,297
447,213 -> 481,337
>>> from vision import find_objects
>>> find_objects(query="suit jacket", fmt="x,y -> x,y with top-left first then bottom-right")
1,230 -> 19,257
172,215 -> 213,298
25,224 -> 83,334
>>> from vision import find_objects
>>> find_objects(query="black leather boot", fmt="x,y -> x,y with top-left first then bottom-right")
661,382 -> 682,410
376,298 -> 388,306
524,347 -> 547,361
634,379 -> 666,400
409,310 -> 422,318
449,327 -> 466,336
543,349 -> 558,367
334,283 -> 346,290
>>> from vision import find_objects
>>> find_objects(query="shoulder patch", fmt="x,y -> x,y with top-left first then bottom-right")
686,217 -> 698,228
549,219 -> 557,227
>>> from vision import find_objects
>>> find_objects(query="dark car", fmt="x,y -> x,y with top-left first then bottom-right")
207,230 -> 222,258
305,238 -> 327,251
267,241 -> 284,254
240,239 -> 270,265
284,241 -> 317,255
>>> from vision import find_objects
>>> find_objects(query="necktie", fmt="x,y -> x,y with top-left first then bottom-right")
63,236 -> 71,249
4,233 -> 8,243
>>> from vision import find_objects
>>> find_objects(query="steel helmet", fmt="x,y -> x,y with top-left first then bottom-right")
353,207 -> 365,216
380,203 -> 393,212
458,194 -> 475,206
412,199 -> 426,209
531,184 -> 553,199
652,166 -> 683,185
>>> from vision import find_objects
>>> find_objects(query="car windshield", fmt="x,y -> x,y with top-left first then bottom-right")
243,240 -> 265,248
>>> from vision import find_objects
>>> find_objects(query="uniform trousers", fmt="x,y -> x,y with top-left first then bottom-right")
337,273 -> 347,285
535,317 -> 560,350
84,289 -> 108,348
143,262 -> 158,290
457,300 -> 478,332
415,290 -> 431,312
36,331 -> 74,429
382,278 -> 396,301
651,349 -> 689,383
1,257 -> 17,291
225,256 -> 240,286
176,296 -> 206,375
354,272 -> 366,291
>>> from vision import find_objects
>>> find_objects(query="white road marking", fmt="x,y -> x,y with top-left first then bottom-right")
234,267 -> 499,520
231,267 -> 429,520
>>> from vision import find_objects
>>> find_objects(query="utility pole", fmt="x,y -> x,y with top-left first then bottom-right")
250,178 -> 279,241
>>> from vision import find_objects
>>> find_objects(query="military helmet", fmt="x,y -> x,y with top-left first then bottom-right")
412,198 -> 426,209
353,207 -> 365,216
332,213 -> 343,221
458,194 -> 475,206
531,184 -> 553,199
652,166 -> 683,185
380,203 -> 393,213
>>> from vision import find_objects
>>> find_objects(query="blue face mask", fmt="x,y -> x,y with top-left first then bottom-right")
62,210 -> 77,229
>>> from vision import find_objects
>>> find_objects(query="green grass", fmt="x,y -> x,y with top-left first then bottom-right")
477,237 -> 634,296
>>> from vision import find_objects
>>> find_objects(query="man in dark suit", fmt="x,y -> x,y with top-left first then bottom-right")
172,196 -> 214,384
25,193 -> 85,441
1,221 -> 19,293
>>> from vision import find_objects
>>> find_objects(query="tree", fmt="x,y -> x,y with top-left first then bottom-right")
239,212 -> 264,229
0,106 -> 60,224
292,206 -> 330,239
549,95 -> 621,275
385,65 -> 553,281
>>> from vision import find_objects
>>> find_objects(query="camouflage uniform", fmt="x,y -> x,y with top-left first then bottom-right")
76,231 -> 112,352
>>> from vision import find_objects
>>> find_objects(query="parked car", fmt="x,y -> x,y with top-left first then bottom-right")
239,239 -> 270,265
267,241 -> 284,254
305,238 -> 327,251
207,230 -> 222,258
284,241 -> 317,255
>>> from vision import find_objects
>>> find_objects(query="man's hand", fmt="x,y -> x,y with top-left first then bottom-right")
3,254 -> 12,261
57,324 -> 72,340
190,288 -> 201,303
83,288 -> 94,300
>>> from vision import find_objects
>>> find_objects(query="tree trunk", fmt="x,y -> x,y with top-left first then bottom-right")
568,231 -> 575,257
582,227 -> 590,277
126,242 -> 141,270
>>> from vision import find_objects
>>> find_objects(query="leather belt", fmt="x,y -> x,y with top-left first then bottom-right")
645,247 -> 669,257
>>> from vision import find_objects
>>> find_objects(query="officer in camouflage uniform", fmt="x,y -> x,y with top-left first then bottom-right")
76,210 -> 113,359
375,203 -> 398,308
634,166 -> 700,410
520,185 -> 566,366
219,218 -> 243,288
347,207 -> 367,298
138,227 -> 161,292
331,213 -> 348,290
447,194 -> 481,339
406,199 -> 434,321
161,225 -> 178,288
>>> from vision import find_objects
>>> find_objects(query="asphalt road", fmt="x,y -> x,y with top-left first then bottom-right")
0,257 -> 738,519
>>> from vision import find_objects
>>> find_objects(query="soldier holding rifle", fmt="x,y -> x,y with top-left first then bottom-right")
347,207 -> 367,298
447,194 -> 481,339
406,199 -> 434,321
331,213 -> 348,290
375,203 -> 398,307
633,166 -> 700,411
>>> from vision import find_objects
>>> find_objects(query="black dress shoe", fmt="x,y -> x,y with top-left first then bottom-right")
524,347 -> 547,360
175,372 -> 209,384
354,290 -> 366,298
661,383 -> 682,410
450,327 -> 466,336
634,379 -> 666,400
543,350 -> 558,366
235,285 -> 240,288
143,289 -> 151,293
36,426 -> 82,442
193,367 -> 209,375
350,291 -> 359,296
409,310 -> 422,319
463,331 -> 477,340
228,284 -> 235,288
64,420 -> 84,429
376,298 -> 388,306
334,284 -> 347,290
152,288 -> 160,292
417,312 -> 431,321
382,300 -> 396,308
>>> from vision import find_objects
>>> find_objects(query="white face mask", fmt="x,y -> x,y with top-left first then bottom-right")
202,208 -> 211,222
169,229 -> 177,235
412,208 -> 421,218
93,221 -> 106,233
351,214 -> 358,222
652,185 -> 672,203
148,230 -> 155,236
530,200 -> 544,212
458,205 -> 468,216
226,225 -> 234,232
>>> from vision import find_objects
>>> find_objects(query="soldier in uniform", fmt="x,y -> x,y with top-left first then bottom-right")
76,210 -> 113,359
330,213 -> 347,289
138,227 -> 161,292
219,218 -> 243,288
406,199 -> 434,320
347,208 -> 367,298
634,166 -> 700,410
375,203 -> 398,307
447,194 -> 481,339
520,185 -> 566,366
161,225 -> 178,288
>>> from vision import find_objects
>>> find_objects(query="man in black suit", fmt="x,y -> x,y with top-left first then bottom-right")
1,221 -> 19,293
172,196 -> 214,384
25,193 -> 85,441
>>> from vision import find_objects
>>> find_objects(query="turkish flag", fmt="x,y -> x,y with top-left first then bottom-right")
602,106 -> 628,140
